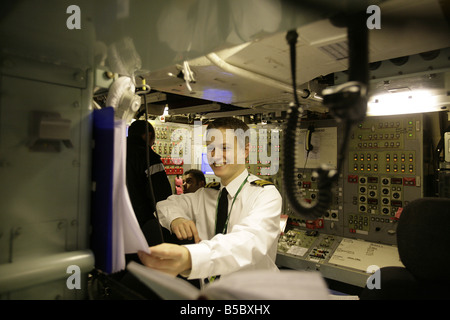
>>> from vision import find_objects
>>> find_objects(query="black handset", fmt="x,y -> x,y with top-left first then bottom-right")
305,124 -> 315,152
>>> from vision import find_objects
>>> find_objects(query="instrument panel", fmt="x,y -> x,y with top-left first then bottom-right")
276,114 -> 426,288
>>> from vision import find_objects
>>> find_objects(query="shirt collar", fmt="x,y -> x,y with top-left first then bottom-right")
221,169 -> 249,198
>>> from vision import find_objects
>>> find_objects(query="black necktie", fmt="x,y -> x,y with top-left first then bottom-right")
215,188 -> 229,234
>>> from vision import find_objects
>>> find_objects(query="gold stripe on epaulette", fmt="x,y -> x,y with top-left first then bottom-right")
205,182 -> 221,190
250,180 -> 274,187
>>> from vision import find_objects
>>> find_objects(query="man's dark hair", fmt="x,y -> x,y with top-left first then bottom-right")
206,117 -> 249,132
184,169 -> 206,184
128,120 -> 155,138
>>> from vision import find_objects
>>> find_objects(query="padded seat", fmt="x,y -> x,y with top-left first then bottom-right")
360,197 -> 450,300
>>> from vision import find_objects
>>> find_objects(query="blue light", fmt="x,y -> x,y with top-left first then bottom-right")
202,88 -> 233,104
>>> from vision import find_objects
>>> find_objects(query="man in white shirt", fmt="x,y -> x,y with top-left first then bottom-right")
138,117 -> 282,280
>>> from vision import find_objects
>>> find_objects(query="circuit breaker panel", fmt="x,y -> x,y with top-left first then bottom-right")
246,124 -> 283,193
342,114 -> 424,245
149,120 -> 194,192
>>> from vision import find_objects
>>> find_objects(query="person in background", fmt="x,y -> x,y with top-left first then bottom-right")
182,169 -> 206,194
126,120 -> 174,246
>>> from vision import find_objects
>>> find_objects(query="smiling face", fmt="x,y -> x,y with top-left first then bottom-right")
206,128 -> 249,186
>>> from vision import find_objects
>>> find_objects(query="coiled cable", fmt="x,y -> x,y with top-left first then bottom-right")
283,11 -> 368,220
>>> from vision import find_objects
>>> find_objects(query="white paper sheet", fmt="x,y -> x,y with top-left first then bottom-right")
127,261 -> 331,300
328,238 -> 404,272
127,261 -> 200,300
112,120 -> 150,272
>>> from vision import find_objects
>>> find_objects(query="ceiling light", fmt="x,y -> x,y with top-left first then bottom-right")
367,90 -> 448,116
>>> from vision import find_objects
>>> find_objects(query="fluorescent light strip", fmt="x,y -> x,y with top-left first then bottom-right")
367,90 -> 447,116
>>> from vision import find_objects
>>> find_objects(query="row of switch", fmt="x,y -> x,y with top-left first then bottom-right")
348,175 -> 415,185
352,163 -> 414,173
359,185 -> 402,192
358,202 -> 400,213
161,157 -> 184,165
249,145 -> 281,150
360,121 -> 402,129
155,126 -> 189,140
165,167 -> 183,175
153,142 -> 187,156
349,215 -> 394,225
155,127 -> 170,139
348,215 -> 393,233
361,133 -> 401,140
357,142 -> 401,148
309,248 -> 330,260
246,160 -> 272,164
353,153 -> 414,162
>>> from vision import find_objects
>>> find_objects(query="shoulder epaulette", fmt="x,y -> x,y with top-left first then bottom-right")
205,182 -> 221,190
250,179 -> 274,187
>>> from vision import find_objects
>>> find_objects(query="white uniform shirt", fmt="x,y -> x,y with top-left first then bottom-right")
156,169 -> 282,280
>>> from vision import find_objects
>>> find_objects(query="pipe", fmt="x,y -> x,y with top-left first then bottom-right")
206,52 -> 316,99
0,250 -> 94,294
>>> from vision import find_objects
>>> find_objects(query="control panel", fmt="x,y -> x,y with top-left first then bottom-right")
277,114 -> 426,288
280,115 -> 425,245
246,124 -> 281,177
278,229 -> 336,262
246,124 -> 283,194
150,120 -> 193,191
286,169 -> 343,236
342,114 -> 424,244
276,228 -> 404,288
283,120 -> 343,236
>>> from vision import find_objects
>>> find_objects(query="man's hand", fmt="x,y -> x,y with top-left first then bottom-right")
138,243 -> 192,277
171,217 -> 201,243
